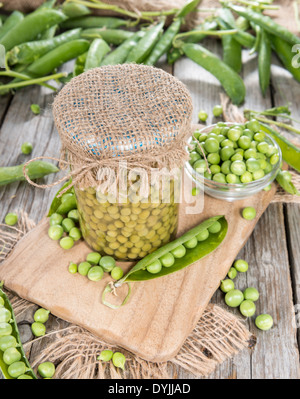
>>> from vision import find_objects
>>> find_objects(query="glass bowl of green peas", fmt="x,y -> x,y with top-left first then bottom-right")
185,120 -> 282,201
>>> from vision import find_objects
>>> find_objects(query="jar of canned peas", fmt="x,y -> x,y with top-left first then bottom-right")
53,64 -> 193,260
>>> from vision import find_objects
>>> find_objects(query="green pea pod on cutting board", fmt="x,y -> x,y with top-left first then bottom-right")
0,283 -> 37,379
258,29 -> 271,96
181,42 -> 246,105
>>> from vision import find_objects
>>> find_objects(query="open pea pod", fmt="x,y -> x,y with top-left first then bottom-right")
117,215 -> 227,285
0,282 -> 37,379
47,178 -> 76,216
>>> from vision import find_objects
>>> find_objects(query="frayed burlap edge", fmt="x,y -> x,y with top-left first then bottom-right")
0,213 -> 255,379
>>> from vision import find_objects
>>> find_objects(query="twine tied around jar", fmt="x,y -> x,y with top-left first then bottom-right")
24,64 -> 194,198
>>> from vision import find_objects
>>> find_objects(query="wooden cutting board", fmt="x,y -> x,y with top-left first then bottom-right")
0,173 -> 276,362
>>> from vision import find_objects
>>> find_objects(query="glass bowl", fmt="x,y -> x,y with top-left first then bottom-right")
184,123 -> 282,201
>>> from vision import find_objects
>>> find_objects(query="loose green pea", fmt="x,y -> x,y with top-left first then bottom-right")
240,300 -> 256,317
34,308 -> 50,323
225,289 -> 244,308
30,104 -> 40,115
198,110 -> 208,122
78,261 -> 91,276
99,256 -> 116,272
212,105 -> 223,117
68,262 -> 78,274
86,252 -> 101,265
111,266 -> 124,280
243,287 -> 259,302
21,142 -> 33,155
191,187 -> 200,196
48,225 -> 64,241
4,213 -> 18,226
263,184 -> 272,191
147,259 -> 162,274
62,218 -> 75,233
170,245 -> 186,258
112,352 -> 126,370
227,267 -> 237,279
208,221 -> 221,234
233,259 -> 248,272
160,252 -> 175,268
0,335 -> 17,351
59,236 -> 74,249
8,361 -> 27,378
31,321 -> 46,337
69,227 -> 82,241
37,362 -> 56,378
97,349 -> 113,362
242,206 -> 256,220
255,314 -> 273,331
3,347 -> 21,365
196,229 -> 209,241
68,209 -> 79,222
220,279 -> 234,293
49,213 -> 63,226
0,308 -> 11,323
184,237 -> 198,249
0,322 -> 13,337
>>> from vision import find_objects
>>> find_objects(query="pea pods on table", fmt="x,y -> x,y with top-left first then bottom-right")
85,38 -> 110,70
81,28 -> 134,46
0,283 -> 37,379
60,16 -> 130,30
0,11 -> 24,41
218,18 -> 242,73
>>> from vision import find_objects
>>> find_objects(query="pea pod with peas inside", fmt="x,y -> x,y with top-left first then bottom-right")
0,282 -> 37,379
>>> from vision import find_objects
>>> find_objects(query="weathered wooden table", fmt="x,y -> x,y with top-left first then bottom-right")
0,39 -> 300,379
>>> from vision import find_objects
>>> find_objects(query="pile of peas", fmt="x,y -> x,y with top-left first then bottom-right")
220,259 -> 273,331
97,350 -> 126,370
189,119 -> 280,185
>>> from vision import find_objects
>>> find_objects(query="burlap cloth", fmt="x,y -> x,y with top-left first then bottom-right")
1,0 -> 298,34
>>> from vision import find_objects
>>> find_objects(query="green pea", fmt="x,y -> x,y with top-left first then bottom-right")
230,160 -> 246,176
86,252 -> 101,265
212,105 -> 223,117
224,289 -> 244,308
227,267 -> 237,279
112,352 -> 126,370
0,308 -> 11,323
255,314 -> 273,331
240,300 -> 256,317
160,252 -> 175,268
244,148 -> 257,160
3,347 -> 21,365
204,138 -> 219,153
62,217 -> 75,233
67,209 -> 79,222
68,262 -> 78,274
78,261 -> 92,276
270,153 -> 279,165
233,259 -> 248,272
246,158 -> 260,173
207,152 -> 220,165
240,171 -> 253,183
221,160 -> 231,175
21,142 -> 33,155
0,335 -> 17,352
0,297 -> 4,307
49,213 -> 63,226
198,133 -> 208,142
264,162 -> 272,174
170,244 -> 186,259
198,110 -> 208,122
17,374 -> 33,379
184,237 -> 198,249
48,225 -> 64,241
254,131 -> 265,142
252,169 -> 265,180
61,192 -> 74,203
257,141 -> 269,154
31,321 -> 46,337
191,187 -> 200,196
220,146 -> 235,161
4,213 -> 18,226
208,221 -> 221,234
231,153 -> 243,162
258,158 -> 268,170
147,259 -> 162,274
246,119 -> 260,133
196,229 -> 209,241
210,165 -> 221,175
204,171 -> 212,180
34,308 -> 50,323
189,151 -> 201,164
250,140 -> 258,149
111,266 -> 124,280
37,362 -> 56,378
30,104 -> 40,115
69,227 -> 82,241
264,184 -> 272,191
8,361 -> 27,378
213,173 -> 226,183
226,174 -> 239,184
242,206 -> 256,220
193,159 -> 207,174
0,322 -> 13,337
99,256 -> 116,272
238,135 -> 251,150
97,349 -> 113,362
243,287 -> 259,302
220,279 -> 234,293
59,236 -> 74,249
227,128 -> 241,142
221,139 -> 234,148
279,170 -> 292,182
242,128 -> 254,140
193,131 -> 200,140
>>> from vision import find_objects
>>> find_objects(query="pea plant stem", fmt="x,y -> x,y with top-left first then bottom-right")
223,0 -> 279,10
0,72 -> 67,92
254,116 -> 300,135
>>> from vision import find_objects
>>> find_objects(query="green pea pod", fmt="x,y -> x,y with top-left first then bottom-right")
181,42 -> 246,105
259,123 -> 300,173
25,39 -> 90,78
60,16 -> 130,30
37,0 -> 57,9
85,38 -> 110,70
0,161 -> 59,187
81,28 -> 134,46
39,24 -> 58,40
218,17 -> 242,73
226,4 -> 300,46
100,30 -> 145,66
61,1 -> 91,18
48,179 -> 74,217
270,34 -> 300,83
125,17 -> 166,64
0,11 -> 24,41
56,195 -> 77,215
0,9 -> 67,51
276,170 -> 300,196
8,28 -> 82,65
176,0 -> 202,18
258,29 -> 271,96
144,18 -> 182,66
117,216 -> 227,284
0,283 -> 37,379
